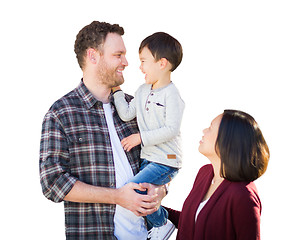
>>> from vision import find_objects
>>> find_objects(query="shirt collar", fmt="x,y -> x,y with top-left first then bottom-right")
76,79 -> 114,110
76,79 -> 99,109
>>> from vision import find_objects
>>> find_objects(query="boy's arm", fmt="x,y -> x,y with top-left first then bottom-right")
113,89 -> 137,121
141,91 -> 185,147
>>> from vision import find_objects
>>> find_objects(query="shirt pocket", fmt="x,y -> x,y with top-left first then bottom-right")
68,134 -> 92,144
152,101 -> 166,122
67,133 -> 96,167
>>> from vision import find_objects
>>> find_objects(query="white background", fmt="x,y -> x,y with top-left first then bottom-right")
1,0 -> 295,239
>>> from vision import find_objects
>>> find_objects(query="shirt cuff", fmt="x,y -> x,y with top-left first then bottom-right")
47,173 -> 78,203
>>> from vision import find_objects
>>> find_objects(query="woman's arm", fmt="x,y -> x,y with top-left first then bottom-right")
232,187 -> 261,239
163,206 -> 181,228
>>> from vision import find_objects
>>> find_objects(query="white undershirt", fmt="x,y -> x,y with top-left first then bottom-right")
103,103 -> 147,240
195,199 -> 209,222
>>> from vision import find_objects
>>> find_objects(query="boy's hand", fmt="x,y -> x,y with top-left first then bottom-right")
121,133 -> 141,152
112,86 -> 121,93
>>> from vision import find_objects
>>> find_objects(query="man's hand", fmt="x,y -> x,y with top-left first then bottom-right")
115,183 -> 158,216
140,183 -> 167,211
121,133 -> 141,152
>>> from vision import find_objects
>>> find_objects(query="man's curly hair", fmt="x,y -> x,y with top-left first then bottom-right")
74,21 -> 124,70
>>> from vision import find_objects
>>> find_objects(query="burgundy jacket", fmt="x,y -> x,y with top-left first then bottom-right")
166,164 -> 261,240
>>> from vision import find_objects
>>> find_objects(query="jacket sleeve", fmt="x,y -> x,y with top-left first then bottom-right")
232,187 -> 261,240
141,90 -> 185,147
39,110 -> 77,203
113,90 -> 137,121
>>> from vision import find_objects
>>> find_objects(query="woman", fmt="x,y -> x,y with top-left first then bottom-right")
166,110 -> 269,240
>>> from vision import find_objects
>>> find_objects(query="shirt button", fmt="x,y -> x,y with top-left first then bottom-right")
78,137 -> 83,142
146,108 -> 149,111
148,101 -> 151,104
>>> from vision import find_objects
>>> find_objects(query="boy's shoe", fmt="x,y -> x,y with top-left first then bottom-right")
147,220 -> 175,240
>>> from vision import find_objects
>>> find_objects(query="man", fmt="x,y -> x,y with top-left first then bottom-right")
40,21 -> 165,239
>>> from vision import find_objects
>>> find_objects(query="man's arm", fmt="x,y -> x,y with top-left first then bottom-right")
64,181 -> 166,217
40,108 -> 166,216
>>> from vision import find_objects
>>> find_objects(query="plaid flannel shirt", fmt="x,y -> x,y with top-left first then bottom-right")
40,80 -> 141,239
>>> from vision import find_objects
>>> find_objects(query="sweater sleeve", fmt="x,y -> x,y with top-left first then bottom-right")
232,185 -> 261,240
164,207 -> 181,228
141,89 -> 185,147
113,90 -> 136,121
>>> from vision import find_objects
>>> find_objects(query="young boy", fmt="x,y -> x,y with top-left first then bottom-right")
112,32 -> 184,240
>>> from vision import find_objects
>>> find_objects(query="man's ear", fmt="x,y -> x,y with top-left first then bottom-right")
87,48 -> 99,64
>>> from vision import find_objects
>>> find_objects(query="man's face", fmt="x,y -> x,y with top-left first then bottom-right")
96,33 -> 128,88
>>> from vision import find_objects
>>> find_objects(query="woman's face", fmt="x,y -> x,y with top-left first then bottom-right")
199,114 -> 222,159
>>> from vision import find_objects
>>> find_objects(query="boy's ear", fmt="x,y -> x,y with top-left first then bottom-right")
159,58 -> 169,69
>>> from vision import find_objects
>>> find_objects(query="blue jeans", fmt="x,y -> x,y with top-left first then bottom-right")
128,159 -> 178,228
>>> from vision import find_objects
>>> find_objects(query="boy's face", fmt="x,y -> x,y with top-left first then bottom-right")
139,47 -> 161,85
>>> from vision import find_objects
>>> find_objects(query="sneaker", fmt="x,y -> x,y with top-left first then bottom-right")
147,220 -> 176,240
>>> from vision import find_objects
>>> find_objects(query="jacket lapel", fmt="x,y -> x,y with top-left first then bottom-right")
176,165 -> 213,240
194,179 -> 232,239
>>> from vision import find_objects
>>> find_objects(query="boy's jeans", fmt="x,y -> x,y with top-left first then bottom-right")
128,159 -> 178,228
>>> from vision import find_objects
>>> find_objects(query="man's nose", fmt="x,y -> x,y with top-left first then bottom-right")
122,56 -> 128,66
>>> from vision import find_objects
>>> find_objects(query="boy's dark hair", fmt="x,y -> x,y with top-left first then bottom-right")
139,32 -> 183,72
74,21 -> 124,70
215,110 -> 270,182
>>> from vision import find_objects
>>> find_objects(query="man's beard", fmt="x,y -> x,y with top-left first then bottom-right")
96,58 -> 124,88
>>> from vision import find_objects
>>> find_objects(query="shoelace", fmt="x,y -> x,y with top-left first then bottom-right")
147,228 -> 161,239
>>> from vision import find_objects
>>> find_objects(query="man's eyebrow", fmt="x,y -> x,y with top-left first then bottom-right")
114,50 -> 126,54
